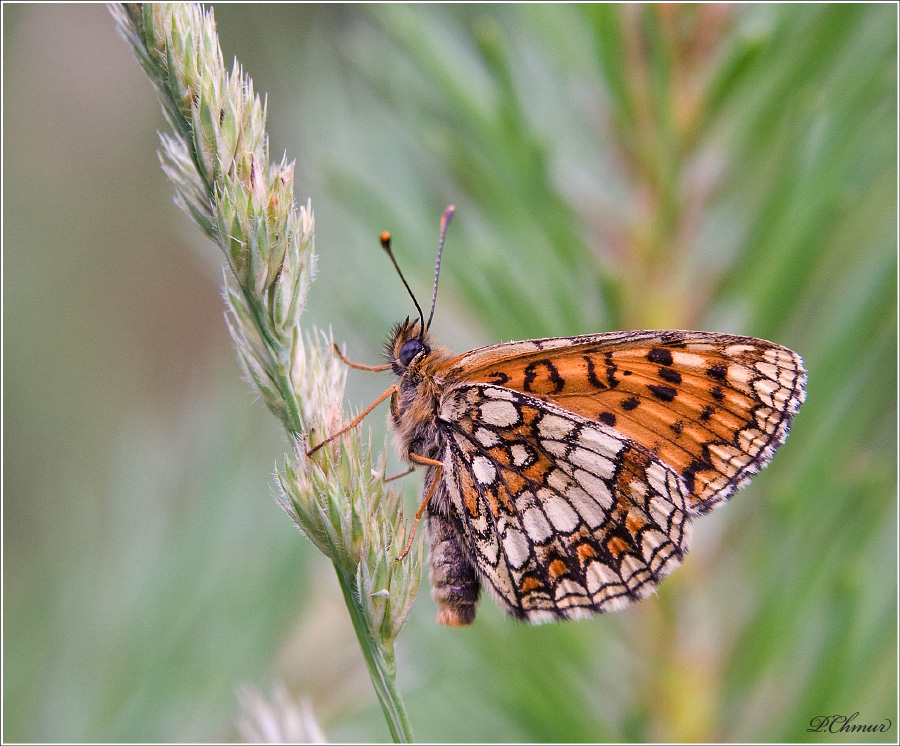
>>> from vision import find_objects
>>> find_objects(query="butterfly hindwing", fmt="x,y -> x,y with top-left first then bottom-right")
434,383 -> 693,623
449,330 -> 806,514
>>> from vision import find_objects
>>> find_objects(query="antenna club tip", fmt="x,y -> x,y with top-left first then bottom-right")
380,231 -> 392,249
440,206 -> 455,234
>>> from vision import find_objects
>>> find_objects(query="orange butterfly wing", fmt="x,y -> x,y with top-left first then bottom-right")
448,330 -> 807,513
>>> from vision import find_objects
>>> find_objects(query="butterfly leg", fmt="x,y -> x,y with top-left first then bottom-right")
332,343 -> 392,372
385,467 -> 415,483
396,453 -> 443,562
306,384 -> 398,456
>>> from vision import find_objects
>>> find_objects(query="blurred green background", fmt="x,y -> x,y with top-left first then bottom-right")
3,3 -> 897,743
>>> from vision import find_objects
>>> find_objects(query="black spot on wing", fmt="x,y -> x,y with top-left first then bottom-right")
647,384 -> 677,402
659,368 -> 682,384
648,348 -> 674,365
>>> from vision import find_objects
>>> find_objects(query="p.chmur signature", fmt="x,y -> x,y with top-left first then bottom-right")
808,712 -> 892,734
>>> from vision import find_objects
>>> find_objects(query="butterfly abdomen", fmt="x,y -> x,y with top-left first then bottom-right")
427,510 -> 481,627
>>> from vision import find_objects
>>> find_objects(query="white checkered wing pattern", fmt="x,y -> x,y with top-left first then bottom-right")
436,383 -> 694,623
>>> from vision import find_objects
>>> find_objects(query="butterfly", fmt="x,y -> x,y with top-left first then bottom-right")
311,207 -> 807,627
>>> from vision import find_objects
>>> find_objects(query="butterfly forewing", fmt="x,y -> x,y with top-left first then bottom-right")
437,384 -> 693,623
449,330 -> 807,514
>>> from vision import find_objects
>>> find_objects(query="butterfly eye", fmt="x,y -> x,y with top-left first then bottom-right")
399,339 -> 425,367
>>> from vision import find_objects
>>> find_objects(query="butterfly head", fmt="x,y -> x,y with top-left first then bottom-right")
385,318 -> 434,376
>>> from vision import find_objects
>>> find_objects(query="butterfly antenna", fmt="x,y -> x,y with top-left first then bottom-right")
426,205 -> 455,332
381,230 -> 426,335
